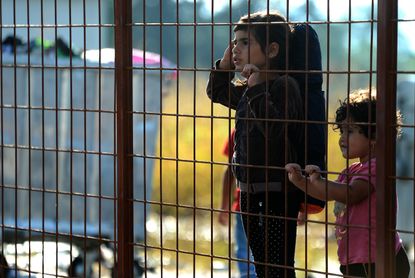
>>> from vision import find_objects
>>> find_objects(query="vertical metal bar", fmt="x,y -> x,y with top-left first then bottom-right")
367,1 -> 376,276
12,1 -> 18,276
54,1 -> 59,276
114,0 -> 133,276
193,1 -> 197,276
142,0 -> 149,275
140,2 -> 148,277
246,2 -> 253,277
82,0 -> 88,273
25,0 -> 32,274
155,1 -> 164,276
209,1 -> 214,276
175,1 -> 180,277
222,0 -> 233,275
208,3 -> 214,275
376,0 -> 398,276
112,0 -> 118,266
68,0 -> 74,274
229,2 -> 233,276
345,0 -> 353,273
97,0 -> 103,276
157,29 -> 164,278
40,0 -> 46,275
209,1 -> 215,274
159,1 -> 165,276
283,2 -> 289,276
325,0 -> 331,275
304,4 -> 310,277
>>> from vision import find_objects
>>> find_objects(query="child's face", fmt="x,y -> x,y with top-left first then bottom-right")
338,121 -> 374,162
232,30 -> 268,71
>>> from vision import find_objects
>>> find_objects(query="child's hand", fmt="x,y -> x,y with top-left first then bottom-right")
241,64 -> 262,87
304,165 -> 322,183
297,211 -> 306,226
285,163 -> 304,184
218,211 -> 229,226
218,44 -> 234,70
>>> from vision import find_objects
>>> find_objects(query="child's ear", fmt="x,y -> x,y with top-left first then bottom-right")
268,42 -> 279,58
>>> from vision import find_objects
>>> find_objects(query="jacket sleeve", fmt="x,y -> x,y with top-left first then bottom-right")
206,60 -> 246,110
244,76 -> 303,129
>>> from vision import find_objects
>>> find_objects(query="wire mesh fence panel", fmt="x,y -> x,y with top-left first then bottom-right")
1,0 -> 414,277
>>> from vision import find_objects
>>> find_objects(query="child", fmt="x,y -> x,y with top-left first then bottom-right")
285,89 -> 410,277
218,129 -> 256,277
207,10 -> 307,278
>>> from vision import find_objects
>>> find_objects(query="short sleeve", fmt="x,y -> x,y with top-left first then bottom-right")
350,159 -> 377,188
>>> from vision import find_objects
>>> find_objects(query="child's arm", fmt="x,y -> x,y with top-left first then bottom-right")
244,76 -> 301,119
218,165 -> 235,225
285,163 -> 372,204
242,76 -> 303,140
206,44 -> 245,109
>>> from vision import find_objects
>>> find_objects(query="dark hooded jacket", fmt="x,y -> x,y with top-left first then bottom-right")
207,60 -> 305,186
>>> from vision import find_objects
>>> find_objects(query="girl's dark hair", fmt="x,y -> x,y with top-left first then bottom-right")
234,11 -> 291,70
335,89 -> 377,139
335,89 -> 402,139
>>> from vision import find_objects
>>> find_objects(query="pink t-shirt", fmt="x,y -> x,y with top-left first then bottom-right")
335,158 -> 402,265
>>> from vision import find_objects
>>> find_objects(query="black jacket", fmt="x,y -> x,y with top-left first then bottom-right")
207,61 -> 305,185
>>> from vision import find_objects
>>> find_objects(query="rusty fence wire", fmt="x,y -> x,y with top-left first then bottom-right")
0,0 -> 414,277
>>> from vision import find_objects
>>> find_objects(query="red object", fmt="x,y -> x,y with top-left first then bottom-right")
222,129 -> 240,212
299,203 -> 324,214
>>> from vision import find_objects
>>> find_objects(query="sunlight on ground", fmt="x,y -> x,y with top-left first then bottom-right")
143,211 -> 341,278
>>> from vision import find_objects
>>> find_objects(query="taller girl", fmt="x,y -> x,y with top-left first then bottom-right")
207,11 -> 308,277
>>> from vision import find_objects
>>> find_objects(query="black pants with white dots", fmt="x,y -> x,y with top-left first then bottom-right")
240,191 -> 301,278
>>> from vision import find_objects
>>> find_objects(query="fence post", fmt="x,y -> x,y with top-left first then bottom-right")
115,0 -> 133,276
376,0 -> 398,276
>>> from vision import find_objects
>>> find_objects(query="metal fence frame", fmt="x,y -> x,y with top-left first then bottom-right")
376,0 -> 398,277
0,0 -> 413,276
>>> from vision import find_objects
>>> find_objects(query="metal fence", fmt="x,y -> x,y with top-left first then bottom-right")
1,0 -> 414,277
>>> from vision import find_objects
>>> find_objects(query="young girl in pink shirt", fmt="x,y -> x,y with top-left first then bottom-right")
285,89 -> 410,277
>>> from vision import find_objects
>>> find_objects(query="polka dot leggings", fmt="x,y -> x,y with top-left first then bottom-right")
240,191 -> 300,278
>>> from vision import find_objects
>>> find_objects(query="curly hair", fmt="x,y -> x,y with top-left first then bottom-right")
234,11 -> 291,70
334,88 -> 402,139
